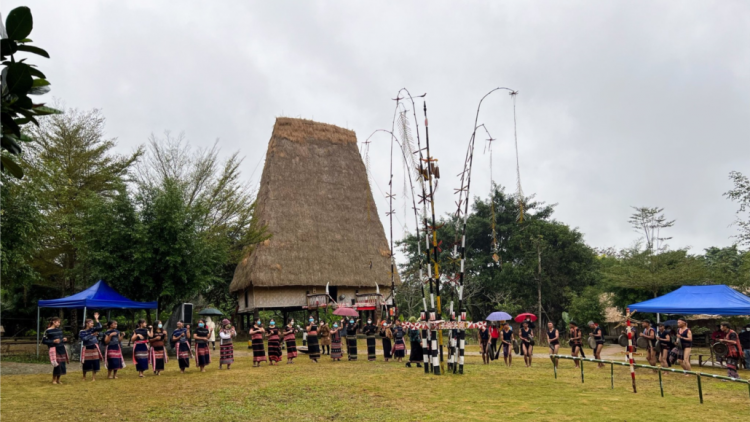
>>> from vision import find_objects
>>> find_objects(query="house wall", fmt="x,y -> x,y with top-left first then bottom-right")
236,285 -> 392,312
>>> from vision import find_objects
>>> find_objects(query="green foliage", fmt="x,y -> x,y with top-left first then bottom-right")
1,6 -> 61,178
565,286 -> 605,328
702,245 -> 750,287
725,171 -> 750,246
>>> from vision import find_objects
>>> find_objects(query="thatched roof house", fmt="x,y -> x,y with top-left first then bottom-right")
230,118 -> 400,316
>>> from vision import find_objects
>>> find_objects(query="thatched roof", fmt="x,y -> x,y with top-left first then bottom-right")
230,118 -> 400,291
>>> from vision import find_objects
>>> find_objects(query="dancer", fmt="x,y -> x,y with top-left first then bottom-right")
656,323 -> 671,368
80,313 -> 103,381
676,318 -> 693,372
547,322 -> 560,369
363,318 -> 377,361
42,317 -> 69,384
489,322 -> 500,361
520,321 -> 534,367
218,319 -> 236,369
104,321 -> 126,379
131,319 -> 152,378
345,318 -> 359,361
330,322 -> 343,361
267,320 -> 282,365
392,320 -> 406,362
641,320 -> 657,367
500,323 -> 514,367
718,321 -> 742,379
149,320 -> 168,375
406,317 -> 423,368
193,319 -> 211,372
478,324 -> 491,364
589,321 -> 605,368
569,321 -> 583,368
283,318 -> 298,364
171,321 -> 192,373
306,317 -> 320,363
379,320 -> 392,362
319,321 -> 331,356
249,319 -> 267,367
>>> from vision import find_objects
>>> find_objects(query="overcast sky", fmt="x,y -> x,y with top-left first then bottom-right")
8,1 -> 749,256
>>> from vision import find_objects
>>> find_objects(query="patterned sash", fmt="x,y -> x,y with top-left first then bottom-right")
48,346 -> 69,367
177,342 -> 192,359
81,344 -> 103,363
105,345 -> 126,369
132,340 -> 150,365
195,343 -> 211,366
149,345 -> 168,368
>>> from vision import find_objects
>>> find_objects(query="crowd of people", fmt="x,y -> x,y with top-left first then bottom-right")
41,312 -> 746,384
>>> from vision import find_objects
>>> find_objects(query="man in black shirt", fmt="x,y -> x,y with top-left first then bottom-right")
739,324 -> 750,369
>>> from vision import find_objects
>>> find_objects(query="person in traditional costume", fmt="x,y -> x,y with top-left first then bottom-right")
588,321 -> 605,368
318,321 -> 331,355
641,320 -> 657,368
392,320 -> 406,362
330,322 -> 343,361
406,317 -> 423,368
193,319 -> 211,372
80,312 -> 103,381
283,319 -> 298,364
488,323 -> 500,361
676,318 -> 693,372
149,320 -> 168,375
42,317 -> 69,384
104,320 -> 126,379
379,320 -> 392,362
306,317 -> 321,363
478,324 -> 490,364
500,323 -> 514,367
656,323 -> 672,368
267,320 -> 282,365
547,322 -> 560,369
718,321 -> 742,379
568,321 -> 582,368
131,319 -> 152,377
206,316 -> 216,351
171,321 -> 192,373
218,319 -> 236,369
345,318 -> 359,361
520,321 -> 534,367
249,319 -> 267,367
362,319 -> 377,361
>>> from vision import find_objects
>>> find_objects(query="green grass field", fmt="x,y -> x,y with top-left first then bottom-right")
2,343 -> 749,421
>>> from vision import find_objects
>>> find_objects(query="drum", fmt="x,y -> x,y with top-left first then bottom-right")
674,337 -> 683,350
512,339 -> 520,355
636,336 -> 649,349
588,336 -> 597,350
654,340 -> 662,354
712,342 -> 728,358
568,339 -> 574,347
529,339 -> 535,346
618,334 -> 628,347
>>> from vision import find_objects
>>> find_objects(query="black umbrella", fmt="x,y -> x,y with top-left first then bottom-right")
198,307 -> 223,316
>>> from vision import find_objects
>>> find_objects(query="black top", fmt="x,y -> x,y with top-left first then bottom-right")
195,327 -> 209,344
80,323 -> 103,347
379,326 -> 389,338
479,329 -> 490,341
345,322 -> 358,335
134,328 -> 151,341
501,330 -> 513,342
520,328 -> 532,341
363,324 -> 377,336
393,326 -> 405,340
42,328 -> 66,353
105,329 -> 121,346
739,330 -> 750,349
569,328 -> 582,344
593,326 -> 604,344
547,329 -> 559,344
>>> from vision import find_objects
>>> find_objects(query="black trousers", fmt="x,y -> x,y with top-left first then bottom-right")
490,338 -> 498,360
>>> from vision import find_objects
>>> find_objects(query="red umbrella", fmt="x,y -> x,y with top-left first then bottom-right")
333,307 -> 359,317
514,313 -> 537,323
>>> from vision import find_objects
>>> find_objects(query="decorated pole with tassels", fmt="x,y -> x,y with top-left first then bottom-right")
626,307 -> 637,393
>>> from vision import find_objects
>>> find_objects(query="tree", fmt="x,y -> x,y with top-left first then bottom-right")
628,206 -> 675,252
1,6 -> 62,178
702,245 -> 750,287
725,171 -> 750,246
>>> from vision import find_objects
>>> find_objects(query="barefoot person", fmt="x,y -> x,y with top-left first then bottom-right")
42,317 -> 69,384
345,318 -> 359,361
330,322 -> 343,361
569,321 -> 583,368
149,321 -> 168,375
249,319 -> 267,367
641,320 -> 657,367
379,320 -> 392,362
392,320 -> 407,363
589,321 -> 605,368
318,321 -> 331,356
406,317 -> 424,368
171,321 -> 192,373
267,320 -> 282,365
500,323 -> 514,367
656,323 -> 672,368
718,321 -> 741,379
676,318 -> 693,372
218,319 -> 236,369
547,322 -> 560,369
104,321 -> 126,379
306,317 -> 321,363
131,319 -> 152,378
363,319 -> 378,361
80,313 -> 103,382
478,324 -> 491,364
283,319 -> 298,364
520,321 -> 534,367
193,319 -> 211,372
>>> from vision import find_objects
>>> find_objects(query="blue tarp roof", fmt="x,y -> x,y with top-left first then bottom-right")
629,285 -> 750,316
38,280 -> 157,309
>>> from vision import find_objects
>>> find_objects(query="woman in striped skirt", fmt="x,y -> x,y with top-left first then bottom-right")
149,321 -> 168,375
171,321 -> 192,373
193,319 -> 211,372
379,320 -> 392,362
283,319 -> 298,364
406,317 -> 423,368
249,320 -> 267,367
306,317 -> 320,363
79,313 -> 103,381
392,320 -> 406,362
345,318 -> 359,361
218,319 -> 236,369
267,320 -> 282,365
131,319 -> 152,377
363,319 -> 377,361
330,322 -> 343,361
104,321 -> 126,379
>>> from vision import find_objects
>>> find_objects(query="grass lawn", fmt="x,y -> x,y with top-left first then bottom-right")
2,343 -> 749,421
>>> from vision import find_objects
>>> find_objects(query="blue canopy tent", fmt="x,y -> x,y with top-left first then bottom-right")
36,280 -> 157,356
628,285 -> 750,316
